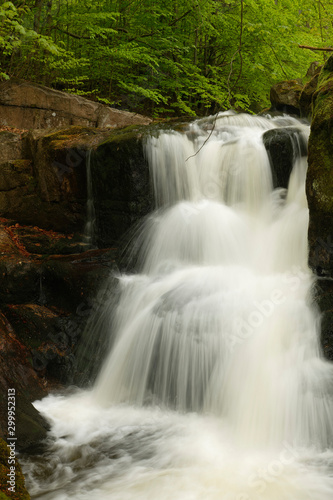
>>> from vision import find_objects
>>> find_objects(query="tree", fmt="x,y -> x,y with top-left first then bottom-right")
0,0 -> 330,116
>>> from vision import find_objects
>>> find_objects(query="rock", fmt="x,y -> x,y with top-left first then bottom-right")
0,256 -> 41,305
306,61 -> 322,78
262,127 -> 307,188
0,215 -> 119,385
299,72 -> 320,118
270,80 -> 304,115
0,79 -> 152,131
0,437 -> 31,498
0,122 -> 155,239
314,278 -> 333,361
0,131 -> 26,162
91,126 -> 153,247
0,313 -> 50,453
8,226 -> 88,255
307,55 -> 333,277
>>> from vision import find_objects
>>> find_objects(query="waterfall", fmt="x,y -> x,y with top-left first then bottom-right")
83,149 -> 96,247
23,113 -> 333,500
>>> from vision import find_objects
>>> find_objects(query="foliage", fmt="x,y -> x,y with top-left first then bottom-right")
0,0 -> 331,116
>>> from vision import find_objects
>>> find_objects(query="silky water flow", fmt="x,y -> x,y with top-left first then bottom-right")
23,112 -> 333,500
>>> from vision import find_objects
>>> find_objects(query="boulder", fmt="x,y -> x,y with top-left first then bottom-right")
270,80 -> 304,115
263,127 -> 308,188
0,79 -> 152,131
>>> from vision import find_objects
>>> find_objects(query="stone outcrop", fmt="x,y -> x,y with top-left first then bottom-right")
0,79 -> 152,131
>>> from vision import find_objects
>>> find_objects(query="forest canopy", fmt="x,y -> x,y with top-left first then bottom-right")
0,0 -> 331,116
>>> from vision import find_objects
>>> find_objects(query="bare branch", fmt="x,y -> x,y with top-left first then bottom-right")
299,45 -> 333,52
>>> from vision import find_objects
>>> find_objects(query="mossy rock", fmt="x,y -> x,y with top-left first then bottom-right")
0,438 -> 30,499
307,55 -> 333,276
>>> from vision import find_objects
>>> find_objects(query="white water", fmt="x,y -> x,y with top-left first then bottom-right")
23,112 -> 333,499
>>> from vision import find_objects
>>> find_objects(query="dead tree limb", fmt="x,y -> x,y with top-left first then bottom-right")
299,45 -> 333,52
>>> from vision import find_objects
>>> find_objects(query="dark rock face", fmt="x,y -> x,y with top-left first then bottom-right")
91,127 -> 153,247
263,127 -> 308,188
0,79 -> 152,130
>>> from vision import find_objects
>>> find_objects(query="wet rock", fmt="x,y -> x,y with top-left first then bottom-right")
263,127 -> 307,188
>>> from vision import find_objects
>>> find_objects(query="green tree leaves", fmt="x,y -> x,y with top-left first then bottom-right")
0,0 -> 330,116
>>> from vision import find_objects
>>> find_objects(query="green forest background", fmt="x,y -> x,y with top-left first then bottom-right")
0,0 -> 331,117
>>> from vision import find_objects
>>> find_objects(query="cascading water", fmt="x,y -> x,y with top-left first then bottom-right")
23,112 -> 333,500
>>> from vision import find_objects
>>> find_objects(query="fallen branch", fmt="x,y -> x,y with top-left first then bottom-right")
299,45 -> 333,52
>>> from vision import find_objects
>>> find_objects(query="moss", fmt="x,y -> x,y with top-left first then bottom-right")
41,126 -> 97,151
0,439 -> 30,500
